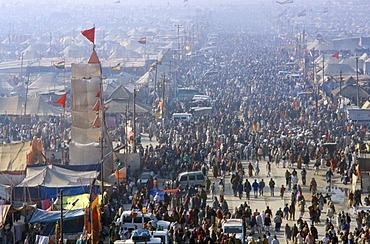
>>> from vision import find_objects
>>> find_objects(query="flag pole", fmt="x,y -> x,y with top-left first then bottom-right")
339,70 -> 343,110
61,103 -> 66,165
356,56 -> 359,106
62,58 -> 66,165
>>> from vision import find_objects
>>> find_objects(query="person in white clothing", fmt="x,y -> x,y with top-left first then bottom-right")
266,232 -> 273,243
322,233 -> 330,244
153,192 -> 161,202
271,235 -> 280,244
256,213 -> 263,233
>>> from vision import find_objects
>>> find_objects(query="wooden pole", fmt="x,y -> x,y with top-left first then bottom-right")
339,70 -> 342,109
162,74 -> 165,125
356,57 -> 360,106
133,88 -> 136,153
60,189 -> 63,244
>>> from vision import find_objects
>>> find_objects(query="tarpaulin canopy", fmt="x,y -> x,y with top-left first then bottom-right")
29,208 -> 85,223
14,164 -> 99,201
0,205 -> 10,226
0,96 -> 63,116
21,164 -> 98,187
51,194 -> 101,211
0,142 -> 28,172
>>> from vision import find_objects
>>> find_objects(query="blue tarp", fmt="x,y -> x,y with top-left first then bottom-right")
30,208 -> 85,223
150,188 -> 164,200
55,164 -> 101,172
14,185 -> 91,201
27,164 -> 101,172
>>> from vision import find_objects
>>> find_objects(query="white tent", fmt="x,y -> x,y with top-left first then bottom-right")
0,96 -> 63,115
20,165 -> 98,187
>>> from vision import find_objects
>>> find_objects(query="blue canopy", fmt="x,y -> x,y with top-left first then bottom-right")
30,208 -> 85,223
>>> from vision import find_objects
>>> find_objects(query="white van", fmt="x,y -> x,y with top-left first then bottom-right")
222,219 -> 245,244
171,113 -> 193,122
152,230 -> 170,244
118,211 -> 157,231
177,171 -> 205,188
115,238 -> 162,244
192,94 -> 212,101
190,107 -> 213,118
115,229 -> 169,244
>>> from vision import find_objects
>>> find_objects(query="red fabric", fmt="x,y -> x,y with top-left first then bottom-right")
41,199 -> 51,210
92,115 -> 101,128
54,93 -> 66,108
331,52 -> 339,59
81,27 -> 95,44
95,90 -> 101,98
88,49 -> 100,64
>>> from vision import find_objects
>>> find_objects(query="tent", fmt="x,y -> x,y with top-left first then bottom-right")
27,74 -> 65,95
0,96 -> 63,116
105,99 -> 151,114
0,142 -> 29,185
108,85 -> 133,100
30,208 -> 84,223
14,164 -> 99,201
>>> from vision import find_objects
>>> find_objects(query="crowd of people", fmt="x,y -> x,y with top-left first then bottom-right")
99,30 -> 370,243
2,12 -> 370,244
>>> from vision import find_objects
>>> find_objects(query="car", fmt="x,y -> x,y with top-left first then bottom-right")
137,171 -> 153,188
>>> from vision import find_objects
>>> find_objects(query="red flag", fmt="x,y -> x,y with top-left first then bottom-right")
88,49 -> 100,64
92,115 -> 101,128
95,89 -> 101,98
331,52 -> 339,59
54,93 -> 67,108
81,27 -> 95,44
92,99 -> 100,111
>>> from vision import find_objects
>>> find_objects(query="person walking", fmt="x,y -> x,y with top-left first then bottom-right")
266,161 -> 271,177
244,179 -> 251,201
280,185 -> 286,199
237,180 -> 243,199
301,168 -> 307,186
283,204 -> 289,220
289,202 -> 296,221
273,214 -> 282,232
271,235 -> 280,244
325,168 -> 334,189
258,179 -> 265,196
211,182 -> 216,199
248,162 -> 254,177
252,179 -> 259,198
284,223 -> 292,243
309,178 -> 317,194
285,170 -> 291,190
269,178 -> 275,197
264,213 -> 272,233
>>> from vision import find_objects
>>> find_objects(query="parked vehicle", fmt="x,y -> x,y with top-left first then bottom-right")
118,211 -> 157,231
177,171 -> 205,188
136,171 -> 153,188
222,219 -> 245,244
171,113 -> 194,122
